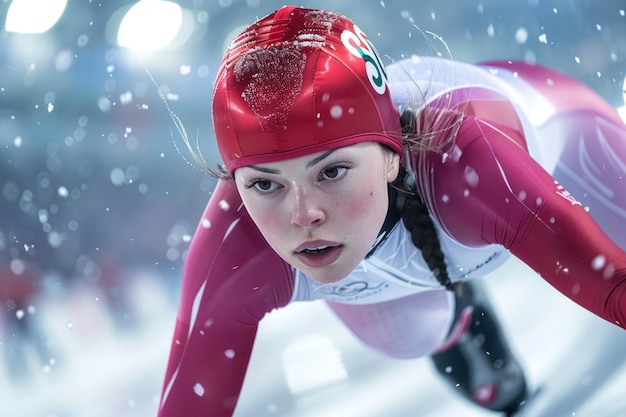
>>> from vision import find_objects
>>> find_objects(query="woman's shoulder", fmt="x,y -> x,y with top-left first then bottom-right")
387,56 -> 512,108
181,180 -> 295,316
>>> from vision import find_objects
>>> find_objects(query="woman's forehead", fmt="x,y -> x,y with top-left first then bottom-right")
239,143 -> 378,172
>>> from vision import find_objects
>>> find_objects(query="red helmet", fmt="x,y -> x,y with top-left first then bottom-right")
212,6 -> 403,174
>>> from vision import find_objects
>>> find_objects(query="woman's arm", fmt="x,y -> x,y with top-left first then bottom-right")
411,87 -> 626,329
157,180 -> 295,417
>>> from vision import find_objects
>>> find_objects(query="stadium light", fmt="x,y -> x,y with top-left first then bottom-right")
117,0 -> 183,51
5,0 -> 68,34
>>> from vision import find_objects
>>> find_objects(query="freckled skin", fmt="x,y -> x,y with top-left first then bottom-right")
235,142 -> 399,283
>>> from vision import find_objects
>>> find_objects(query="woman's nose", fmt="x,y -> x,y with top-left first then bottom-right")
290,186 -> 326,227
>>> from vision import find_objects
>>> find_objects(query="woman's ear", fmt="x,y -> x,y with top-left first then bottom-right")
385,152 -> 401,183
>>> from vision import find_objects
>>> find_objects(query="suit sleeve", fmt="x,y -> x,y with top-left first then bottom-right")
409,86 -> 626,329
157,180 -> 295,417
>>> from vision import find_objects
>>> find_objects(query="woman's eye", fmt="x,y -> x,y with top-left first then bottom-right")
321,165 -> 350,180
255,180 -> 273,191
246,179 -> 280,194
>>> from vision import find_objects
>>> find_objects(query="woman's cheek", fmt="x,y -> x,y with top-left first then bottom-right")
343,188 -> 380,221
256,207 -> 287,239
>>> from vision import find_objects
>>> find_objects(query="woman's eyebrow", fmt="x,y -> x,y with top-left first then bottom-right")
306,149 -> 338,168
248,165 -> 280,174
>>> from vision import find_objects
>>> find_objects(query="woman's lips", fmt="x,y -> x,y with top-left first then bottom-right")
294,243 -> 343,268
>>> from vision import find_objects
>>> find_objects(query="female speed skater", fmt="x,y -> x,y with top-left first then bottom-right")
156,6 -> 626,417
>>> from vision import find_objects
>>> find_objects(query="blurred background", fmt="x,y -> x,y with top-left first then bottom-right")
1,1 -> 626,416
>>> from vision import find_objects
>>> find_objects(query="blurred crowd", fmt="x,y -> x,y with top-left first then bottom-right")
0,99 -> 213,383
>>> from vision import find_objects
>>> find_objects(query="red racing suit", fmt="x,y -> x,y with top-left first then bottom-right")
157,58 -> 626,417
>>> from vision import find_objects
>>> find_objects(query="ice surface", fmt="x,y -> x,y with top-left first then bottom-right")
4,257 -> 625,417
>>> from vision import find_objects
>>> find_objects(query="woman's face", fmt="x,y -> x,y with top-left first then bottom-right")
235,142 -> 400,284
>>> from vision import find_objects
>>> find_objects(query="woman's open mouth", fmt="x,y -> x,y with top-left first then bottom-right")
295,244 -> 343,268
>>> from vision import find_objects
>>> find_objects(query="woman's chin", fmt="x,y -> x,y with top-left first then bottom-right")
302,265 -> 352,284
310,274 -> 346,284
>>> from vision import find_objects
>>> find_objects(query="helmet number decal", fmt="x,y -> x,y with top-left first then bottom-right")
341,25 -> 388,95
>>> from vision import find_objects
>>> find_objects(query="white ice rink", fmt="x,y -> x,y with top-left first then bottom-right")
3,256 -> 626,417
